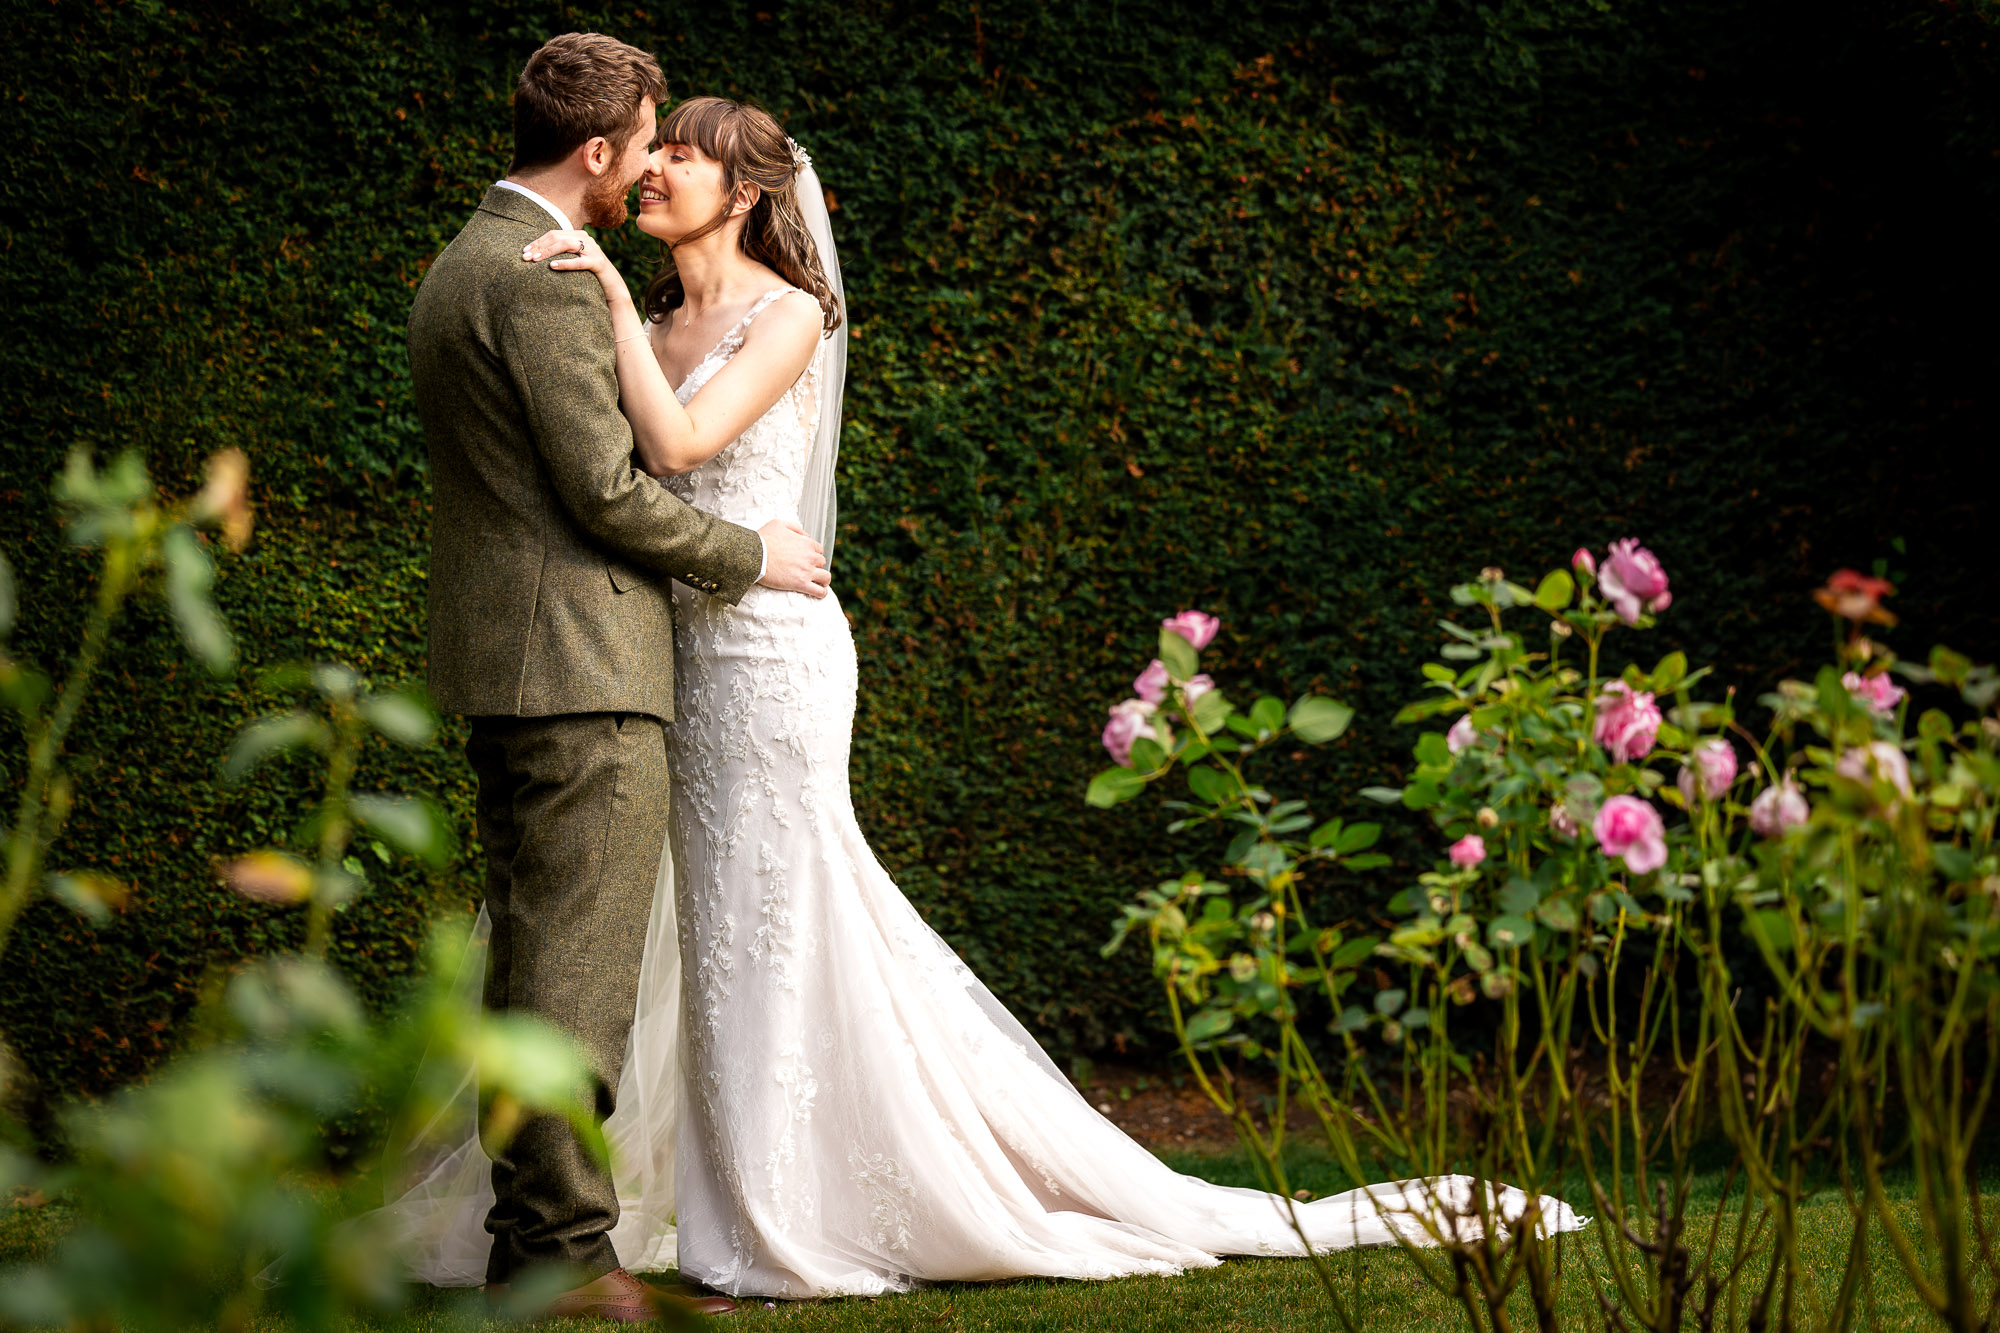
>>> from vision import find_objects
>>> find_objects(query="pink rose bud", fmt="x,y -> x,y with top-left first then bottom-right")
1593,794 -> 1668,874
1548,802 -> 1580,839
1184,673 -> 1215,702
1676,739 -> 1739,804
1840,670 -> 1907,716
1594,681 -> 1663,764
1748,776 -> 1810,837
1446,715 -> 1478,754
1598,539 -> 1672,626
1834,740 -> 1913,798
1101,698 -> 1158,767
1572,547 -> 1596,576
1161,610 -> 1221,651
1448,834 -> 1487,868
1133,659 -> 1170,704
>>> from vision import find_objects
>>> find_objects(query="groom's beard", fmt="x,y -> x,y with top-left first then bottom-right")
580,169 -> 632,229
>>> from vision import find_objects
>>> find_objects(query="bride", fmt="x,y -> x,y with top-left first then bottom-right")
387,94 -> 1585,1299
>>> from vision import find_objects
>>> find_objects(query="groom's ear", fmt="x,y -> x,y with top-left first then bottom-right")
578,134 -> 616,177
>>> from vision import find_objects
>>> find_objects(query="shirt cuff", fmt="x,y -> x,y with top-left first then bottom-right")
757,533 -> 768,583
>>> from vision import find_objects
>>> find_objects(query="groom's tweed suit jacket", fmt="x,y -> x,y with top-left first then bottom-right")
409,185 -> 763,722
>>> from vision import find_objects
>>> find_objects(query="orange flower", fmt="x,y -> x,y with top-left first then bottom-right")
223,850 -> 313,904
194,448 -> 254,553
1813,569 -> 1897,626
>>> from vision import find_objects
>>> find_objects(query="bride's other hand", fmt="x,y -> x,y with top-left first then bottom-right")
758,520 -> 832,598
521,230 -> 627,303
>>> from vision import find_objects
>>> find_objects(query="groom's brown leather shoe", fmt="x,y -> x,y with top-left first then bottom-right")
542,1267 -> 737,1321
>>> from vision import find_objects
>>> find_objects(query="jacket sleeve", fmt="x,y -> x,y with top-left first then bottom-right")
500,272 -> 764,603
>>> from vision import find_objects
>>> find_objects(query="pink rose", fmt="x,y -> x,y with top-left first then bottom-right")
1133,659 -> 1169,704
1594,681 -> 1663,764
1593,795 -> 1668,874
1101,698 -> 1158,767
1161,610 -> 1220,651
1184,673 -> 1215,703
1835,740 -> 1913,798
1572,548 -> 1596,577
1448,834 -> 1487,868
1446,715 -> 1479,754
1748,777 -> 1810,837
1599,539 -> 1672,626
1841,670 -> 1907,716
1677,738 -> 1739,804
1548,802 -> 1580,839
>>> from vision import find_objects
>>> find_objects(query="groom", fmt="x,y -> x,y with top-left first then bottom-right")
409,32 -> 829,1320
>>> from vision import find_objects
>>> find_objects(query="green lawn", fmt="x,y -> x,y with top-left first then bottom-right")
2,1146 -> 1985,1331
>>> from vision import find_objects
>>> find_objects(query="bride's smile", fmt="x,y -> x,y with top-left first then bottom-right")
634,143 -> 739,246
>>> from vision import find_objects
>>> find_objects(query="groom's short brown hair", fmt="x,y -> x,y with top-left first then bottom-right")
510,33 -> 667,172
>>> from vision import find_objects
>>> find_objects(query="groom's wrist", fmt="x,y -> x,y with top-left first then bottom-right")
757,535 -> 768,582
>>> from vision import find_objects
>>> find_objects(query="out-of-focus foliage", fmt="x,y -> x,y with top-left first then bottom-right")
2,447 -> 249,959
0,0 -> 1995,1100
0,452 -> 596,1325
0,928 -> 598,1332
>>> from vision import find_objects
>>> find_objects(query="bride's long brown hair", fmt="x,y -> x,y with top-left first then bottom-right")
642,96 -> 841,334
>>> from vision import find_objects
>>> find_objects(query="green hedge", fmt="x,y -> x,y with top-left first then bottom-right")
2,0 -> 1995,1102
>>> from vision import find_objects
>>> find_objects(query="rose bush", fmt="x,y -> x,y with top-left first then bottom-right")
1096,540 -> 1999,1333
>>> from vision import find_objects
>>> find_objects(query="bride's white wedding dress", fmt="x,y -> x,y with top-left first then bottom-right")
384,288 -> 1586,1298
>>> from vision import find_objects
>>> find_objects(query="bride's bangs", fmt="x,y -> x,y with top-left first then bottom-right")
657,96 -> 740,165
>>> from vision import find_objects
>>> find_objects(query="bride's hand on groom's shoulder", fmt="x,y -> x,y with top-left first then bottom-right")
521,230 -> 628,305
758,520 -> 832,599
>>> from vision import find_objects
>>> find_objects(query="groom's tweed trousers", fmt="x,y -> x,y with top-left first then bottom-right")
467,712 -> 666,1283
409,186 -> 764,1282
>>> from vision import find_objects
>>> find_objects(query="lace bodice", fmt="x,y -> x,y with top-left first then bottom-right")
663,287 -> 825,534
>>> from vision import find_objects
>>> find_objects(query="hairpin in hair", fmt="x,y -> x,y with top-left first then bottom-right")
786,136 -> 812,175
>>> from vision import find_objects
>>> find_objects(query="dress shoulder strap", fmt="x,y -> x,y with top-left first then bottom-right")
708,286 -> 802,363
739,285 -> 801,330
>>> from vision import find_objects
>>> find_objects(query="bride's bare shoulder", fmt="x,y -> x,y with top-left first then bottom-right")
742,289 -> 824,351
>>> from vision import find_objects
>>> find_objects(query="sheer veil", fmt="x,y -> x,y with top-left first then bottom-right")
377,139 -> 848,1288
791,147 -> 846,566
378,842 -> 689,1285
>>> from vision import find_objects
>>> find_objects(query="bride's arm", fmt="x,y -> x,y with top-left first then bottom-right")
522,231 -> 820,476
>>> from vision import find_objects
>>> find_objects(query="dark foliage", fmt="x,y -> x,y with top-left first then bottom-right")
1,0 -> 1994,1101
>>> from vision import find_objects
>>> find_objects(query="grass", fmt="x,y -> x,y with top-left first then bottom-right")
2,1145 -> 1988,1331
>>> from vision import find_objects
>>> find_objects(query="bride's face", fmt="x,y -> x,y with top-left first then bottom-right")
636,141 -> 732,244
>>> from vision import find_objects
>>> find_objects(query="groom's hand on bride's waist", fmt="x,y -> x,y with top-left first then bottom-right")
757,520 -> 832,597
